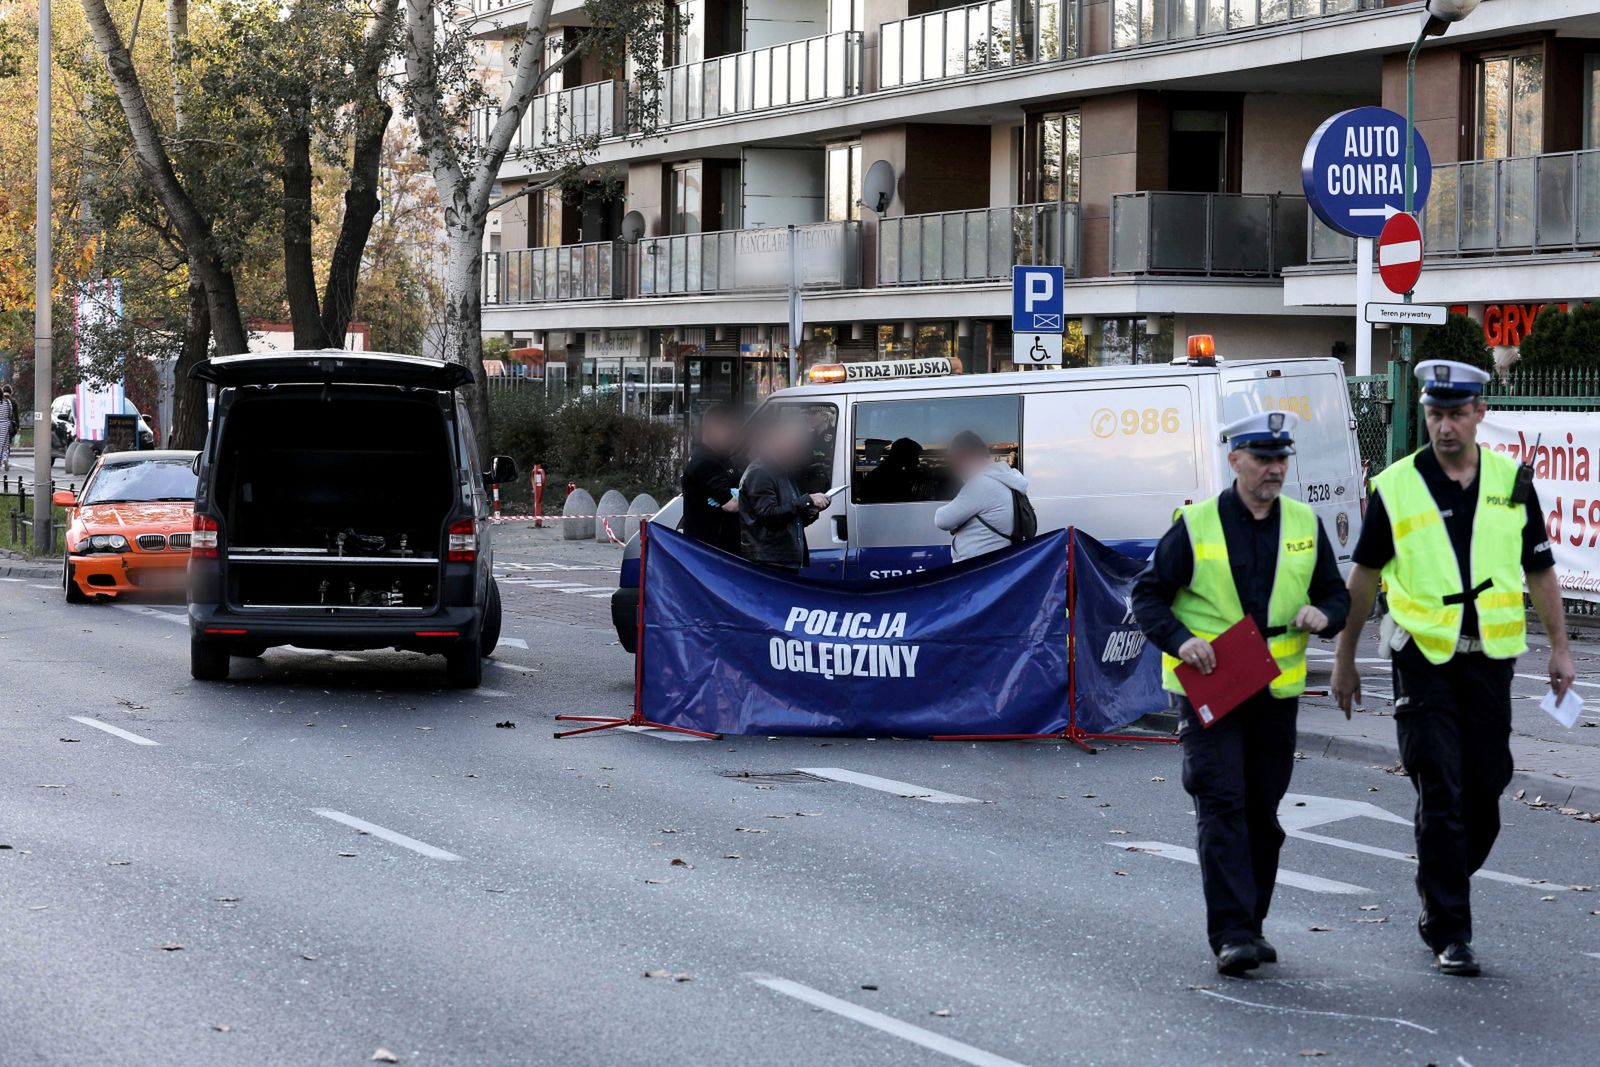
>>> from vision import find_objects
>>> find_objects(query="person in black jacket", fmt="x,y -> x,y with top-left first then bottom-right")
680,404 -> 743,555
739,419 -> 829,572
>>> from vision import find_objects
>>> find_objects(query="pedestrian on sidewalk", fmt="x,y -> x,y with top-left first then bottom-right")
738,418 -> 828,575
1133,411 -> 1349,976
681,403 -> 744,556
1331,359 -> 1574,978
0,384 -> 17,473
933,431 -> 1033,562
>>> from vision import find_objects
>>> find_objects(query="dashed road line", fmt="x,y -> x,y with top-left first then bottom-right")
310,809 -> 462,861
1287,828 -> 1568,890
747,974 -> 1032,1067
796,768 -> 980,805
498,637 -> 529,650
69,716 -> 160,746
1517,672 -> 1600,691
1110,841 -> 1369,894
490,661 -> 540,674
619,725 -> 709,742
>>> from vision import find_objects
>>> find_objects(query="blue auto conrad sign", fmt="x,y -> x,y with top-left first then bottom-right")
1301,106 -> 1432,239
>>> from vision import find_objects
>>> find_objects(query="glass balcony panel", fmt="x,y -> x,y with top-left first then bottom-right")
921,216 -> 942,281
945,9 -> 967,77
1536,155 -> 1577,247
1173,0 -> 1199,40
754,50 -> 771,110
1260,0 -> 1288,24
670,67 -> 688,125
901,218 -> 923,283
1208,195 -> 1269,273
1204,0 -> 1226,34
1580,152 -> 1600,245
1499,156 -> 1536,249
826,33 -> 845,97
1061,204 -> 1080,274
1110,195 -> 1149,272
737,53 -> 755,111
1141,0 -> 1157,43
924,15 -> 943,81
988,3 -> 1012,69
1272,196 -> 1309,272
989,208 -> 1012,273
772,46 -> 791,107
1459,161 -> 1497,251
1228,0 -> 1257,31
701,59 -> 720,117
941,213 -> 964,279
1012,204 -> 1037,265
1421,165 -> 1458,254
882,23 -> 902,87
903,21 -> 923,83
718,58 -> 737,117
1148,195 -> 1209,271
964,211 -> 988,278
1111,0 -> 1137,49
880,219 -> 902,284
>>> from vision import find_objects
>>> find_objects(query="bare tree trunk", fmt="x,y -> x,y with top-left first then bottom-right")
281,109 -> 332,349
165,0 -> 188,131
170,269 -> 211,449
442,221 -> 490,459
320,100 -> 392,347
82,0 -> 249,356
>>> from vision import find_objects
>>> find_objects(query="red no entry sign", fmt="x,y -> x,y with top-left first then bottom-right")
1377,212 -> 1423,296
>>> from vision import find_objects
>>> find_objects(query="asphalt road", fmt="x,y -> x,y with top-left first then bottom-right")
2,547 -> 1599,1067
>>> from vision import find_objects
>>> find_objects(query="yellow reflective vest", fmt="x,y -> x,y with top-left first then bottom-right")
1160,494 -> 1319,699
1370,447 -> 1528,664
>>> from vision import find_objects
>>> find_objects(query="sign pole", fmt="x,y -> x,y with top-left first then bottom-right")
1354,238 -> 1374,376
33,0 -> 53,554
787,224 -> 803,387
1397,20 -> 1429,451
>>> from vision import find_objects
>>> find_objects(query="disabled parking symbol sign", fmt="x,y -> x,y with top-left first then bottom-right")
1014,331 -> 1064,367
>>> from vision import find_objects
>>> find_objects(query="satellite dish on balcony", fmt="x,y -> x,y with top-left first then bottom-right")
619,211 -> 646,244
861,161 -> 896,214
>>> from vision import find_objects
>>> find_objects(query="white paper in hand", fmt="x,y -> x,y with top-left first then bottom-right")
1539,688 -> 1584,729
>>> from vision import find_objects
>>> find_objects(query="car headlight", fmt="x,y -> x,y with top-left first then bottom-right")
90,535 -> 110,551
108,535 -> 129,551
85,534 -> 130,553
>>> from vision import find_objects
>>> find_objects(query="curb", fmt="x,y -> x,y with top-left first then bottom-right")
0,551 -> 59,581
1135,710 -> 1600,814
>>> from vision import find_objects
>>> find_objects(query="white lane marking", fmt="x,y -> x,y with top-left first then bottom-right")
332,654 -> 363,663
1196,989 -> 1436,1035
747,974 -> 1032,1067
310,809 -> 461,861
490,661 -> 539,674
0,576 -> 27,582
111,603 -> 188,626
619,725 -> 709,743
554,585 -> 618,594
1304,648 -> 1387,665
30,583 -> 56,590
1585,953 -> 1600,961
499,637 -> 528,650
69,716 -> 160,746
1517,672 -> 1600,691
1112,841 -> 1368,894
1288,829 -> 1568,890
583,592 -> 612,599
1280,794 -> 1409,832
796,767 -> 979,805
515,581 -> 594,589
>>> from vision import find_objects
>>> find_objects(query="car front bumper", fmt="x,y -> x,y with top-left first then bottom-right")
68,551 -> 190,597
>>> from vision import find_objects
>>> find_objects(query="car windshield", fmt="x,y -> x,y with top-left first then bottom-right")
83,459 -> 197,505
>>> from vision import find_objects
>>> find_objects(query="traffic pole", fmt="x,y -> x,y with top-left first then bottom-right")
532,464 -> 545,528
1397,17 -> 1429,456
32,0 -> 52,555
1354,237 -> 1374,376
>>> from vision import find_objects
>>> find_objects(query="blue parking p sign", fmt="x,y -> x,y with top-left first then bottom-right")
1012,265 -> 1065,333
1302,106 -> 1432,239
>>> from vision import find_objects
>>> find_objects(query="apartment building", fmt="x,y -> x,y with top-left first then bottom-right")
469,0 -> 1600,416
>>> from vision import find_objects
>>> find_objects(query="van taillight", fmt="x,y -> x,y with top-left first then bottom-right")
448,519 -> 477,562
192,515 -> 219,559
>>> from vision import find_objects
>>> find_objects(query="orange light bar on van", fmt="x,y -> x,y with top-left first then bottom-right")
807,363 -> 848,384
1187,334 -> 1216,360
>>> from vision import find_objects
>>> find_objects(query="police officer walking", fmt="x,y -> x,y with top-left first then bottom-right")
1134,411 -> 1350,976
1332,360 -> 1574,978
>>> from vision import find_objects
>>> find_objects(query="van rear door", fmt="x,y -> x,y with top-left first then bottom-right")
193,352 -> 474,391
1220,361 -> 1364,569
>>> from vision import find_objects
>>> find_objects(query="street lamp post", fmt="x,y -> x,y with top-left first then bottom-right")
32,0 -> 53,555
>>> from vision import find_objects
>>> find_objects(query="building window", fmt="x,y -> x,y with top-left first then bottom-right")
534,188 -> 564,248
828,0 -> 863,33
826,142 -> 862,222
1027,110 -> 1080,204
1476,50 -> 1544,160
670,162 -> 703,234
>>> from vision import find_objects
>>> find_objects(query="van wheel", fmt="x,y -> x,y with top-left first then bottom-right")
63,556 -> 89,604
190,637 -> 231,681
445,643 -> 482,689
479,579 -> 502,657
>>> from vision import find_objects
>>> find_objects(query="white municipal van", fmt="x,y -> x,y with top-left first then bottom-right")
612,350 -> 1365,649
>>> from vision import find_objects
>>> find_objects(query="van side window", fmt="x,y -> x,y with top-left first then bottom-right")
1221,376 -> 1351,483
852,396 -> 1021,505
748,402 -> 840,495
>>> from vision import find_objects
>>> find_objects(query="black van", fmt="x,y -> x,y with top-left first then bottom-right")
186,351 -> 516,687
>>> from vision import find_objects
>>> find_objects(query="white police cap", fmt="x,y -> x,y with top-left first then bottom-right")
1220,411 -> 1298,456
1415,359 -> 1491,407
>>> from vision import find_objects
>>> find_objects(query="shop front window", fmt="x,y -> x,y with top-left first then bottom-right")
1477,50 -> 1544,160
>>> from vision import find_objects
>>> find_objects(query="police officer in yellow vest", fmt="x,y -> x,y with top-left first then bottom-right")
1133,411 -> 1350,976
1332,359 -> 1574,978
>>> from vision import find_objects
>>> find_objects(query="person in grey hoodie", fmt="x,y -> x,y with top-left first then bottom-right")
933,431 -> 1030,562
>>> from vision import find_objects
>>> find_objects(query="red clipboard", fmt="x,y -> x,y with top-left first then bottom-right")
1175,617 -> 1282,728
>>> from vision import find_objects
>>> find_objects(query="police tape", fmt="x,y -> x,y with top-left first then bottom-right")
489,513 -> 654,521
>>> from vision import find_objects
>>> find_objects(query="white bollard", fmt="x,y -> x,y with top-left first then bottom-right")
562,488 -> 596,541
595,490 -> 629,544
625,494 -> 659,542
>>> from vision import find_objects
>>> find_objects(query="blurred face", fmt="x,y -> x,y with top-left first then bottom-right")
1424,400 -> 1486,460
699,414 -> 737,453
951,447 -> 988,480
1229,448 -> 1288,505
765,421 -> 812,470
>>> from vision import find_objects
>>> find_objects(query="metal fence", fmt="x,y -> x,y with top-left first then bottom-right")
1346,373 -> 1390,476
877,203 -> 1080,286
636,221 -> 861,297
656,31 -> 863,126
482,243 -> 625,306
879,0 -> 1077,88
1111,192 -> 1309,276
1483,367 -> 1600,411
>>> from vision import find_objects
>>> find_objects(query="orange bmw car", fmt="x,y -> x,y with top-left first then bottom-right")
56,450 -> 200,603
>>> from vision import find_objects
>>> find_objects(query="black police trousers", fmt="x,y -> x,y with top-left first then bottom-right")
1392,642 -> 1515,951
1178,691 -> 1299,953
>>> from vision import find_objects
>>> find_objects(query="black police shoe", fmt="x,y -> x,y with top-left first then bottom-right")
1435,943 -> 1480,977
1254,937 -> 1278,964
1216,941 -> 1261,977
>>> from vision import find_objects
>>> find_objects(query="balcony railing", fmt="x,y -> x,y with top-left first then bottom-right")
656,32 -> 863,126
470,81 -> 623,157
1109,0 -> 1382,50
482,243 -> 625,306
637,221 -> 862,297
880,0 -> 1077,89
1111,192 -> 1309,276
877,203 -> 1081,286
1309,149 -> 1600,263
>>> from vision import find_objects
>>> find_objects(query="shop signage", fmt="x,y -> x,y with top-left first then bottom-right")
1475,302 -> 1570,348
1365,303 -> 1447,326
1481,411 -> 1600,603
1302,107 -> 1432,239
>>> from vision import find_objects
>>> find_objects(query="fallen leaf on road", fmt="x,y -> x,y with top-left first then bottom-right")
669,858 -> 692,868
1356,917 -> 1388,924
465,773 -> 479,779
215,896 -> 240,903
1081,793 -> 1097,799
107,860 -> 131,866
36,784 -> 65,789
27,905 -> 47,911
211,1024 -> 232,1032
336,851 -> 357,858
795,811 -> 823,817
1109,829 -> 1129,835
1359,904 -> 1380,911
59,737 -> 79,743
495,721 -> 516,729
1540,895 -> 1556,902
1298,1051 -> 1328,1058
1515,788 -> 1526,800
766,814 -> 789,819
860,984 -> 878,991
1113,870 -> 1128,877
1308,926 -> 1331,932
156,943 -> 184,951
1569,885 -> 1593,892
416,726 -> 433,731
930,1009 -> 952,1018
1096,802 -> 1111,808
1185,984 -> 1214,991
659,828 -> 681,834
1122,846 -> 1160,854
642,969 -> 693,982
370,1048 -> 400,1063
484,888 -> 507,894
644,879 -> 669,885
300,954 -> 317,961
734,827 -> 768,833
722,854 -> 740,860
1150,776 -> 1166,783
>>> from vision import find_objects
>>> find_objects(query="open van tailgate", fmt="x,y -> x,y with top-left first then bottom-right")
192,351 -> 474,390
